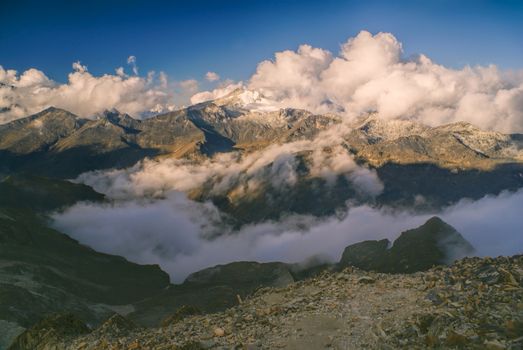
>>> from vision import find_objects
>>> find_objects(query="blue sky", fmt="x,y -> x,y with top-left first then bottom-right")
1,0 -> 522,83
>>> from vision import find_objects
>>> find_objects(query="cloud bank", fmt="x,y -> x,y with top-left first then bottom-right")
197,31 -> 523,133
52,188 -> 523,282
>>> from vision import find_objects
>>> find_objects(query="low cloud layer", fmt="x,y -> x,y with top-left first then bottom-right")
52,188 -> 523,283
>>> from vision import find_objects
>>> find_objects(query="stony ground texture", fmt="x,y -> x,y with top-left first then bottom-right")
54,256 -> 523,349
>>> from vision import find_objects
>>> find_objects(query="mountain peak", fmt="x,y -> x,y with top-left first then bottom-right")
355,114 -> 430,141
210,87 -> 280,113
41,106 -> 59,113
36,106 -> 76,117
422,215 -> 448,227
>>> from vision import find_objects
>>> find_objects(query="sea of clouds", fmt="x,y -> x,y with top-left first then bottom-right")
52,187 -> 523,283
3,30 -> 521,282
51,129 -> 523,282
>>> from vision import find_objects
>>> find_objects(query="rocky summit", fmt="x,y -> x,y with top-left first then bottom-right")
10,255 -> 523,350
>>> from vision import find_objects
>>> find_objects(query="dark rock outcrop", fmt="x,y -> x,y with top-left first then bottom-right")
339,217 -> 475,273
339,239 -> 390,271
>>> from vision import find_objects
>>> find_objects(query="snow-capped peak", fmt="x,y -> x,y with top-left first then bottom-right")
212,87 -> 280,113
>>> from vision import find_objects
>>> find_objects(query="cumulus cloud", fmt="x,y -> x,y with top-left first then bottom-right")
4,30 -> 523,131
0,63 -> 179,123
72,61 -> 88,73
115,67 -> 126,77
205,71 -> 220,82
195,31 -> 523,133
52,188 -> 523,282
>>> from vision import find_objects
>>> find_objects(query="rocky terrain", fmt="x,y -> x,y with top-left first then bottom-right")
125,216 -> 475,329
339,217 -> 475,273
9,255 -> 523,349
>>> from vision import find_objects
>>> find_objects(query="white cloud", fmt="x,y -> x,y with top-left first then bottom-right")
0,65 -> 178,122
158,71 -> 168,88
195,31 -> 523,133
3,31 -> 523,132
72,61 -> 88,74
115,67 -> 126,77
205,71 -> 220,82
127,55 -> 138,75
179,79 -> 199,94
52,187 -> 523,282
76,131 -> 383,201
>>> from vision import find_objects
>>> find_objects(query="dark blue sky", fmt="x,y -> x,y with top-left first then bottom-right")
1,0 -> 522,82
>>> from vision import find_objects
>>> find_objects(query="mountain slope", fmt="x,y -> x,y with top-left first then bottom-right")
347,115 -> 523,170
0,207 -> 170,348
0,175 -> 104,212
0,178 -> 170,348
0,107 -> 80,155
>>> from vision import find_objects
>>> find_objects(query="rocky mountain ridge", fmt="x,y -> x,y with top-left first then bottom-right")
1,91 -> 522,178
347,114 -> 523,170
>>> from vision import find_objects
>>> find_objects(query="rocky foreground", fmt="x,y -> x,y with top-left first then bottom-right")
11,255 -> 523,350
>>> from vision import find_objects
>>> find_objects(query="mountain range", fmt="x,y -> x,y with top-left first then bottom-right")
1,89 -> 523,225
2,89 -> 523,175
